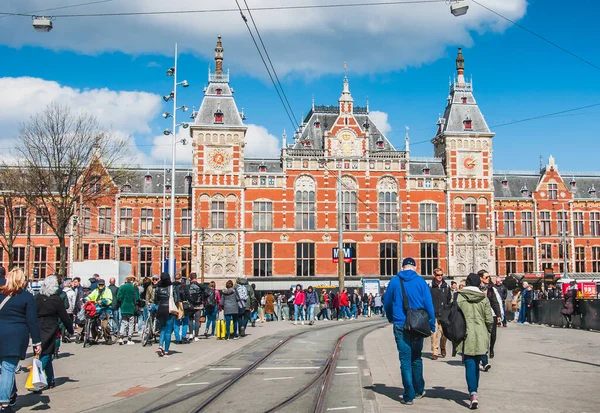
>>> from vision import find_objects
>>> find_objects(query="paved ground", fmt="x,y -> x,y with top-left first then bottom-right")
365,322 -> 600,413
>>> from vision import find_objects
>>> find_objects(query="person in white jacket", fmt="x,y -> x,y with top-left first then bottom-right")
62,279 -> 77,340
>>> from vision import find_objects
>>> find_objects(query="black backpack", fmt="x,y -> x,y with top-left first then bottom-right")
205,288 -> 216,307
189,282 -> 203,307
439,292 -> 467,346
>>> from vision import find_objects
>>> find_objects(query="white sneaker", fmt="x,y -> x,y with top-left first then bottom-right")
126,340 -> 135,346
301,321 -> 305,325
294,321 -> 297,325
194,337 -> 201,342
118,338 -> 124,345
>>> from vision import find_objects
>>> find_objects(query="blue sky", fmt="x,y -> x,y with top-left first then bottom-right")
1,0 -> 599,172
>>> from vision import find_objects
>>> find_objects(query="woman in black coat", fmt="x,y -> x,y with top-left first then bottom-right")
35,276 -> 74,389
153,272 -> 181,357
560,280 -> 578,328
0,268 -> 41,411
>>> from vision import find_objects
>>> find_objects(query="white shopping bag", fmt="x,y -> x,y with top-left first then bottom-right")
31,358 -> 48,391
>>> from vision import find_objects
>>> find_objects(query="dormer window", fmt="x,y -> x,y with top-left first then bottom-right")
303,139 -> 312,147
589,185 -> 597,196
144,172 -> 152,183
258,164 -> 267,173
185,173 -> 192,184
165,183 -> 172,193
121,182 -> 131,193
314,120 -> 320,129
462,97 -> 467,104
216,88 -> 222,95
502,177 -> 508,187
463,118 -> 472,130
376,137 -> 384,149
214,110 -> 223,123
569,177 -> 576,188
520,185 -> 529,196
423,164 -> 431,175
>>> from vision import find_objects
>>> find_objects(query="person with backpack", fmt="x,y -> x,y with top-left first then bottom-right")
221,280 -> 241,340
234,276 -> 255,337
173,275 -> 192,344
383,258 -> 435,405
430,268 -> 452,360
188,273 -> 205,340
456,273 -> 493,410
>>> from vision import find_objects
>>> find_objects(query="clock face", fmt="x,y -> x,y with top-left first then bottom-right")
463,157 -> 476,170
459,152 -> 481,176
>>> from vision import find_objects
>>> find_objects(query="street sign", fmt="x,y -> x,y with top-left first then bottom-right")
163,258 -> 176,274
332,247 -> 353,263
363,279 -> 380,296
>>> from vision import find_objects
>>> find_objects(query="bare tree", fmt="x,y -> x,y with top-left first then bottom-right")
0,167 -> 24,270
13,102 -> 131,279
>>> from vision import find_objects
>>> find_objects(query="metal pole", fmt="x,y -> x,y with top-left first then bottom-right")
161,161 -> 166,272
563,233 -> 568,280
472,228 -> 476,274
201,227 -> 205,284
337,167 -> 344,293
168,43 -> 178,281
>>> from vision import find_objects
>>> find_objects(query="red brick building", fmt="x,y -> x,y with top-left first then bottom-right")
2,38 -> 600,288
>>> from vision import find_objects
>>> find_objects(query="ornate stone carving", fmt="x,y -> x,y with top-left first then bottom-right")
377,176 -> 398,192
213,233 -> 223,242
405,233 -> 413,243
280,233 -> 289,242
225,233 -> 236,243
226,263 -> 236,274
322,233 -> 331,242
341,176 -> 358,191
364,233 -> 373,242
212,263 -> 223,275
294,175 -> 316,192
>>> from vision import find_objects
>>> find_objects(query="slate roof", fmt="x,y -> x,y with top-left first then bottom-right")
409,159 -> 445,177
193,77 -> 245,128
112,168 -> 192,196
244,159 -> 283,174
290,108 -> 396,152
493,172 -> 600,200
438,82 -> 491,135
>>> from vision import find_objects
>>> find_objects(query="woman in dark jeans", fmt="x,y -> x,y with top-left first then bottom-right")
153,272 -> 181,357
0,268 -> 42,412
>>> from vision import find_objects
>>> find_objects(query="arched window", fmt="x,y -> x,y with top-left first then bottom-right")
341,176 -> 358,231
377,177 -> 398,231
295,176 -> 316,230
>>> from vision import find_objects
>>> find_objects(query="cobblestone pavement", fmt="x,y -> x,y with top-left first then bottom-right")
365,322 -> 600,413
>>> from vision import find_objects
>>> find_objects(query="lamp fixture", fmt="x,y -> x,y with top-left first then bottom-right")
32,16 -> 53,32
163,92 -> 174,102
166,67 -> 175,77
162,112 -> 171,119
449,0 -> 469,16
180,80 -> 189,88
163,129 -> 172,136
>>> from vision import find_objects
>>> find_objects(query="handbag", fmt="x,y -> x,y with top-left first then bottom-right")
399,277 -> 432,338
0,295 -> 11,312
26,357 -> 47,392
168,286 -> 179,315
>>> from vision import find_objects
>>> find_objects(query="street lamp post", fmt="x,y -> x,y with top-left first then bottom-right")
163,43 -> 189,281
337,167 -> 344,293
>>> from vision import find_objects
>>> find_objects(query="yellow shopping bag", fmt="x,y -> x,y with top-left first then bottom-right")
25,366 -> 34,391
25,356 -> 46,391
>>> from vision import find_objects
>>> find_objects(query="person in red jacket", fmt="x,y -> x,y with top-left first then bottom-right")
293,285 -> 306,325
339,288 -> 352,320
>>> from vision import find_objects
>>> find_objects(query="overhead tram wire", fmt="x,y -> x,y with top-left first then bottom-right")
0,0 -> 115,19
232,0 -> 298,132
241,0 -> 297,131
472,0 -> 600,73
0,0 -> 447,17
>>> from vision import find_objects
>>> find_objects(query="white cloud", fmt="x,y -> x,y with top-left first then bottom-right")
244,124 -> 280,158
149,126 -> 194,165
369,110 -> 391,136
1,0 -> 528,76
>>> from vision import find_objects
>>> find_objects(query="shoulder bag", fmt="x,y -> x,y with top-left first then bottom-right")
0,295 -> 11,312
399,277 -> 431,338
168,286 -> 179,315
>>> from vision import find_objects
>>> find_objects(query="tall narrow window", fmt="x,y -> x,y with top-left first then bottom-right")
119,246 -> 132,262
548,183 -> 558,200
13,247 -> 25,269
211,200 -> 225,229
99,208 -> 112,234
379,242 -> 398,276
420,243 -> 438,276
558,241 -> 570,260
13,207 -> 27,234
503,211 -> 515,236
590,212 -> 600,236
33,246 -> 47,279
140,247 -> 152,277
419,203 -> 438,231
141,208 -> 153,235
557,211 -> 568,236
343,242 -> 357,276
181,208 -> 192,235
253,243 -> 273,277
161,208 -> 171,234
521,211 -> 533,236
82,244 -> 90,260
181,246 -> 191,277
98,244 -> 111,260
573,212 -> 584,236
82,207 -> 91,235
296,242 -> 315,276
505,247 -> 517,275
522,247 -> 534,273
119,208 -> 133,235
575,246 -> 585,272
253,201 -> 273,231
35,208 -> 49,235
465,203 -> 477,230
341,190 -> 358,230
592,247 -> 600,272
295,190 -> 315,230
541,243 -> 552,259
378,191 -> 398,231
540,211 -> 551,236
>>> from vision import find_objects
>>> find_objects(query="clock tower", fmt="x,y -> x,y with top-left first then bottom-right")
190,36 -> 248,281
432,48 -> 496,275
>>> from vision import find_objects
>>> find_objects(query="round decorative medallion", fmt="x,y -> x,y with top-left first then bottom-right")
560,191 -> 566,198
540,191 -> 546,197
207,148 -> 231,170
280,233 -> 289,242
364,233 -> 373,242
322,233 -> 331,242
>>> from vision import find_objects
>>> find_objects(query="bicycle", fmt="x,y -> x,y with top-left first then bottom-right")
80,306 -> 119,347
141,306 -> 160,347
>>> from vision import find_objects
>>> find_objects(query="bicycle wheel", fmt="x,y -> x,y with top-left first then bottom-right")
153,317 -> 160,343
83,319 -> 92,348
141,318 -> 151,347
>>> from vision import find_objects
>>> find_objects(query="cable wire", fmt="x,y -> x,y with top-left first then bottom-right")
0,0 -> 446,17
0,0 -> 115,19
472,0 -> 600,73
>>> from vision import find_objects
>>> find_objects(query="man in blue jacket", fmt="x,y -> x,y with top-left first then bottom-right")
383,258 -> 436,405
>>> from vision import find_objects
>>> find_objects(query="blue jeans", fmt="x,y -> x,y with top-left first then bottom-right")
205,307 -> 217,335
351,303 -> 357,318
174,314 -> 189,341
341,306 -> 352,319
0,357 -> 18,403
518,302 -> 527,323
294,304 -> 305,321
393,325 -> 424,402
307,304 -> 317,321
464,355 -> 484,395
40,354 -> 55,384
224,314 -> 239,337
363,305 -> 369,317
159,315 -> 176,352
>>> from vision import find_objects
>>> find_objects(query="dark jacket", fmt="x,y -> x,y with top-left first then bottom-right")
486,285 -> 502,319
174,281 -> 191,305
35,293 -> 74,357
496,283 -> 508,302
155,283 -> 181,321
117,282 -> 140,316
221,288 -> 240,316
0,290 -> 42,359
235,278 -> 256,311
305,290 -> 319,306
561,287 -> 578,316
108,284 -> 119,310
430,279 -> 452,317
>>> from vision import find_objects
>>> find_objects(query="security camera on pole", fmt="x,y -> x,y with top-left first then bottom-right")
162,43 -> 190,280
